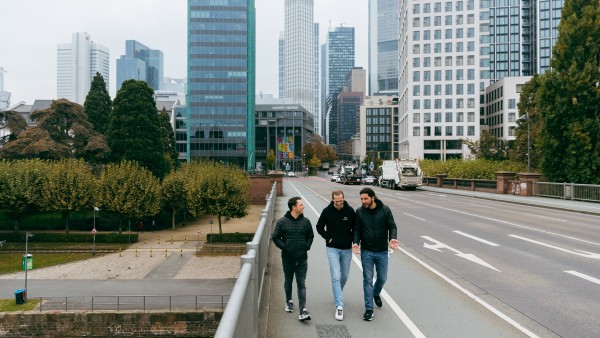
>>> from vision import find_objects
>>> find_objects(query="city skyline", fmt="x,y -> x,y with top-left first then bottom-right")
0,0 -> 368,105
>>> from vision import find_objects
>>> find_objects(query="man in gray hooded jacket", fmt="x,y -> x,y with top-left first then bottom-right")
272,196 -> 314,321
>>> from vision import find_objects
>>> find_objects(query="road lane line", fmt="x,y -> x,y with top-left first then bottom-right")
509,235 -> 600,259
396,245 -> 540,338
404,213 -> 426,221
288,181 -> 427,338
453,231 -> 500,247
375,191 -> 600,247
565,270 -> 600,285
520,213 -> 566,222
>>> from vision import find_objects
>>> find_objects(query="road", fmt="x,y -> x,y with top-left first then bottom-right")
271,175 -> 600,338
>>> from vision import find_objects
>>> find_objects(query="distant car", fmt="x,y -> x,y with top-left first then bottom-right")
330,174 -> 340,182
361,175 -> 375,185
328,169 -> 334,175
287,171 -> 296,177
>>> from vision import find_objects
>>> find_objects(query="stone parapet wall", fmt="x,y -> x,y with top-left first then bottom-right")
0,311 -> 221,337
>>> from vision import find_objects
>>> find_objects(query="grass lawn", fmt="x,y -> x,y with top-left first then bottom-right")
0,298 -> 41,312
0,242 -> 130,275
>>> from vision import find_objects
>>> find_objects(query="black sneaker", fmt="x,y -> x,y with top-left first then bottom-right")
363,310 -> 374,321
299,308 -> 311,321
374,295 -> 383,308
285,300 -> 294,313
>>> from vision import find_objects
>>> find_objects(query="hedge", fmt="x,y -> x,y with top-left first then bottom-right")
0,232 -> 138,244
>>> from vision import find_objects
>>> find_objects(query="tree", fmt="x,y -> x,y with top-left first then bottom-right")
536,0 -> 600,183
307,154 -> 321,175
0,159 -> 47,232
509,75 -> 542,170
0,99 -> 109,162
158,110 -> 179,172
96,160 -> 161,234
107,80 -> 167,178
39,159 -> 96,233
0,110 -> 27,147
161,166 -> 188,229
84,72 -> 112,134
185,162 -> 249,235
463,131 -> 509,161
265,149 -> 276,170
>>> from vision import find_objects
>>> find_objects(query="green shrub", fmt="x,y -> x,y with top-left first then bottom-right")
207,233 -> 254,243
0,232 -> 138,244
420,159 -> 526,180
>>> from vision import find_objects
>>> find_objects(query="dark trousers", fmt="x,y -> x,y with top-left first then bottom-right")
281,254 -> 308,309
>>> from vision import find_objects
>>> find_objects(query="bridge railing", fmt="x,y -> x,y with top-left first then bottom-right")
533,182 -> 600,202
214,181 -> 277,338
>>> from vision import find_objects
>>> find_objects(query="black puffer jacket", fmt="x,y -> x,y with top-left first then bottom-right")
316,201 -> 355,249
272,211 -> 314,260
354,198 -> 397,252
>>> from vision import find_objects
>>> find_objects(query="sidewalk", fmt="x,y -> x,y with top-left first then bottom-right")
419,185 -> 600,215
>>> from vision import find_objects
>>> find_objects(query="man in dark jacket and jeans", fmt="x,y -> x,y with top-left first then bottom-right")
352,187 -> 398,321
316,190 -> 355,321
272,196 -> 314,321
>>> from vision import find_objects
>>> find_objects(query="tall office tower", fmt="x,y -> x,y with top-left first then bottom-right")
397,0 -> 480,160
320,43 -> 328,141
0,67 -> 10,109
368,0 -> 399,95
535,0 -> 564,74
57,32 -> 109,104
337,67 -> 366,144
283,0 -> 315,127
325,26 -> 355,146
116,40 -> 164,92
313,23 -> 320,136
278,32 -> 285,98
187,0 -> 255,169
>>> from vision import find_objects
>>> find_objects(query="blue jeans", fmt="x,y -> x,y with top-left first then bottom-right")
326,247 -> 352,308
360,250 -> 388,310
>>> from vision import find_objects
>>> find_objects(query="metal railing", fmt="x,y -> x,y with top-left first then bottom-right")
35,294 -> 228,312
214,181 -> 278,338
533,182 -> 600,202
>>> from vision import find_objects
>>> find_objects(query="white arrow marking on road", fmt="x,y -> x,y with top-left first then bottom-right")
509,235 -> 600,259
565,270 -> 600,285
422,236 -> 500,271
453,231 -> 500,247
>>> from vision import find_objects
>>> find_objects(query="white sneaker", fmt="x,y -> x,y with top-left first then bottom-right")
299,307 -> 311,321
335,306 -> 343,321
285,300 -> 294,313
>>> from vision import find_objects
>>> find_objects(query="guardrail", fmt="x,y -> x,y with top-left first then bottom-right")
35,294 -> 229,312
533,182 -> 600,202
214,181 -> 278,338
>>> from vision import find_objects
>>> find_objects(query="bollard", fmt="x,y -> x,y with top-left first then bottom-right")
135,248 -> 138,257
144,236 -> 147,245
150,247 -> 153,257
165,249 -> 168,257
158,236 -> 161,244
171,235 -> 174,244
180,249 -> 183,257
119,249 -> 122,257
184,235 -> 187,245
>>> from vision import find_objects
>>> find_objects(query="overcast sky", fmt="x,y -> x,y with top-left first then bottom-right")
0,0 -> 368,105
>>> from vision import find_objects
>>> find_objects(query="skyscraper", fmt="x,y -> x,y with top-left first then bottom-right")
325,26 -> 355,145
117,40 -> 164,91
187,0 -> 255,169
368,0 -> 399,95
0,67 -> 10,109
278,32 -> 285,99
57,32 -> 109,104
283,0 -> 316,131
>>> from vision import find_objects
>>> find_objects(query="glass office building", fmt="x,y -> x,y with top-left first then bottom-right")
368,0 -> 399,95
187,0 -> 256,169
116,40 -> 164,91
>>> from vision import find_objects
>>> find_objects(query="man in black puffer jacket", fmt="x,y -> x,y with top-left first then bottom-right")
316,190 -> 355,321
272,196 -> 314,321
352,187 -> 398,322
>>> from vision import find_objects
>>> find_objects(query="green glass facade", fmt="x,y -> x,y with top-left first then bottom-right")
187,0 -> 256,170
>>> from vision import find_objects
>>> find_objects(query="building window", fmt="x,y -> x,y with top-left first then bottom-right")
435,126 -> 442,136
467,111 -> 475,122
413,126 -> 421,136
445,112 -> 453,122
445,126 -> 453,136
424,126 -> 431,136
456,126 -> 464,136
424,112 -> 431,123
413,113 -> 421,123
468,126 -> 475,136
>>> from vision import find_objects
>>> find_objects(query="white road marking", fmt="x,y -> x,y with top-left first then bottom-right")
469,203 -> 496,209
422,236 -> 500,271
520,213 -> 566,222
453,231 -> 500,247
565,270 -> 600,285
397,246 -> 540,338
289,182 -> 427,338
509,235 -> 600,259
404,213 -> 426,221
426,193 -> 447,197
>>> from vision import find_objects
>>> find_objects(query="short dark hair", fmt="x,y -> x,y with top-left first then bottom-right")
359,187 -> 375,197
288,197 -> 301,210
331,190 -> 344,199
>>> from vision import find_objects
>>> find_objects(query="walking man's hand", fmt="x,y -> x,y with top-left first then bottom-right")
352,243 -> 360,254
389,239 -> 399,250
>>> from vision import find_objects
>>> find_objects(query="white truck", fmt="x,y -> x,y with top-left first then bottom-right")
379,159 -> 423,190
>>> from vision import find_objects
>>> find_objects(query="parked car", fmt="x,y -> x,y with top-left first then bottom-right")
361,175 -> 375,185
287,171 -> 296,177
330,174 -> 340,182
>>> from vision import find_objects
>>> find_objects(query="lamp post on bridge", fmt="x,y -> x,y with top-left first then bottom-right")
517,113 -> 530,172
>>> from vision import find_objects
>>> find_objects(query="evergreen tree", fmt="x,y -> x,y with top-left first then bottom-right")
0,110 -> 27,147
537,0 -> 600,183
107,80 -> 166,178
84,72 -> 112,134
158,109 -> 179,171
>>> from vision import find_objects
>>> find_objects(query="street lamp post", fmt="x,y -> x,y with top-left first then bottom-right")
24,232 -> 33,300
517,114 -> 530,172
